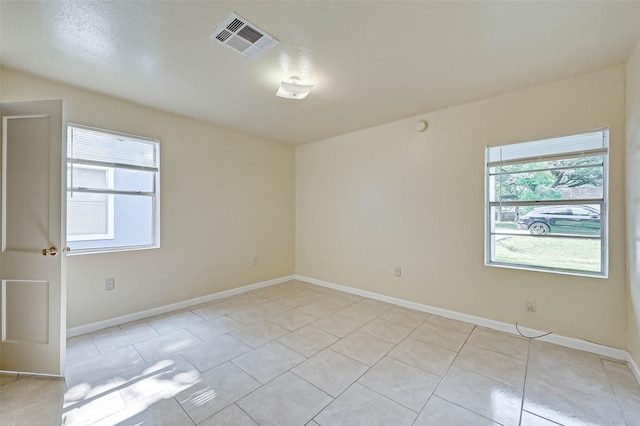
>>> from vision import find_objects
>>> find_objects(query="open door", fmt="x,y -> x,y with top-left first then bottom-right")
0,100 -> 66,376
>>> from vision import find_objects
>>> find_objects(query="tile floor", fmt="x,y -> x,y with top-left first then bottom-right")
1,280 -> 640,425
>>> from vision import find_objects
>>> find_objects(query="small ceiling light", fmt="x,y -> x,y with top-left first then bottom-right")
276,76 -> 313,100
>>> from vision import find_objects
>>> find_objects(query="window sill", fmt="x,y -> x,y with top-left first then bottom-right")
485,261 -> 607,279
66,244 -> 160,256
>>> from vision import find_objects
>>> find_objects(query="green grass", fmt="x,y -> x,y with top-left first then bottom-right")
495,222 -> 518,230
495,236 -> 601,272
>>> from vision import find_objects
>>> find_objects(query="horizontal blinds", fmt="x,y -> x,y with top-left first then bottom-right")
68,125 -> 159,169
487,130 -> 607,164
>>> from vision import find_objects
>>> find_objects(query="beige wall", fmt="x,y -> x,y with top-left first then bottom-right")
296,65 -> 627,348
627,38 -> 640,366
1,68 -> 295,328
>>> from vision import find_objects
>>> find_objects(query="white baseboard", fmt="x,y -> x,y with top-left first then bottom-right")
295,274 -> 629,362
67,275 -> 295,337
627,352 -> 640,385
68,272 -> 639,384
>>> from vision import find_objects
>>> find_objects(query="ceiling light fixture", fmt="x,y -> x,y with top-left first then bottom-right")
276,76 -> 313,100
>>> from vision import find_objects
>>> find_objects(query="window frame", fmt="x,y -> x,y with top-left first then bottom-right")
66,123 -> 160,255
67,163 -> 115,242
484,129 -> 609,278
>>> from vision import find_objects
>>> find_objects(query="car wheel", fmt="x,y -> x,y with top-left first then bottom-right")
529,222 -> 550,235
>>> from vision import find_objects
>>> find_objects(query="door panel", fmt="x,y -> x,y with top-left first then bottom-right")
5,116 -> 51,252
4,280 -> 50,343
0,100 -> 66,376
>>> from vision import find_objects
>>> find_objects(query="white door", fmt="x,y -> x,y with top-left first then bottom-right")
0,100 -> 66,376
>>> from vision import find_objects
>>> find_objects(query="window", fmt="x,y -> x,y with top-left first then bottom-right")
67,165 -> 115,241
67,124 -> 160,254
485,129 -> 608,277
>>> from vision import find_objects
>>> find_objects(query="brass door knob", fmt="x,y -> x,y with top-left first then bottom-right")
41,246 -> 58,256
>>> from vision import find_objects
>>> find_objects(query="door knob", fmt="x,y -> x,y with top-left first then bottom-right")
41,246 -> 58,256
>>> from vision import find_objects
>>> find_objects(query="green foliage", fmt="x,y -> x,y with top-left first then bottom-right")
493,156 -> 602,203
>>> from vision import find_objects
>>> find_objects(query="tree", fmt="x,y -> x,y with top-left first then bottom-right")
494,156 -> 602,203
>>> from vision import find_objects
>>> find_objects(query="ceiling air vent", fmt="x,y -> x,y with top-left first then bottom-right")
210,13 -> 278,59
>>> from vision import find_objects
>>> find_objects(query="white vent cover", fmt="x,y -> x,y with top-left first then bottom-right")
210,13 -> 278,58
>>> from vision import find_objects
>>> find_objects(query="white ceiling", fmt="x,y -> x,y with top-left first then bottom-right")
1,1 -> 639,145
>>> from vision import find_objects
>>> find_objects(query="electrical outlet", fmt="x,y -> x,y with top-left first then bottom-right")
395,266 -> 402,277
526,299 -> 537,313
105,278 -> 115,291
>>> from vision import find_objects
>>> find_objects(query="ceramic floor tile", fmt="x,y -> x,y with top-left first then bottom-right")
523,371 -> 626,426
17,282 -> 634,426
435,366 -> 522,426
116,314 -> 167,330
453,344 -> 526,388
181,334 -> 251,372
176,361 -> 260,423
602,360 -> 640,426
315,382 -> 417,426
311,313 -> 364,338
388,337 -> 457,376
227,304 -> 281,324
1,394 -> 64,426
238,371 -> 333,426
297,299 -> 344,317
62,384 -> 127,425
64,377 -> 119,410
1,376 -> 65,416
148,311 -> 205,334
232,341 -> 306,384
292,348 -> 369,397
602,359 -> 640,391
358,318 -> 413,344
358,356 -> 439,412
268,309 -> 318,331
65,345 -> 146,388
621,402 -> 640,426
320,293 -> 362,307
254,283 -> 300,300
380,306 -> 429,328
228,293 -> 271,309
66,335 -> 100,362
230,321 -> 289,348
93,396 -> 195,426
330,331 -> 394,366
186,315 -> 244,341
413,396 -> 500,426
527,351 -> 612,397
354,298 -> 394,311
192,301 -> 239,320
261,296 -> 308,312
410,321 -> 471,352
113,355 -> 201,406
529,339 -> 602,369
466,327 -> 529,360
133,329 -> 202,363
337,299 -> 392,323
0,372 -> 18,386
426,315 -> 475,333
520,411 -> 562,426
92,322 -> 159,353
275,291 -> 324,308
199,404 -> 258,426
277,325 -> 340,357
